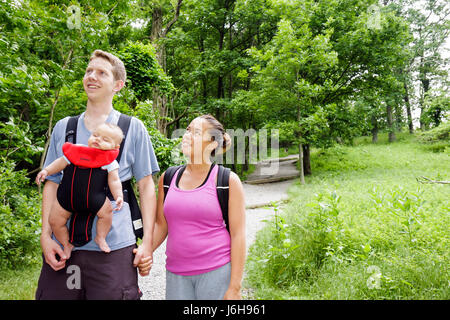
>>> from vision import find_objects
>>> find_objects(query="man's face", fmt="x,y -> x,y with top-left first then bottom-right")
83,57 -> 123,101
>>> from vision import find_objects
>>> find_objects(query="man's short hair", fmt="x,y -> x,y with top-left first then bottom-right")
89,50 -> 127,83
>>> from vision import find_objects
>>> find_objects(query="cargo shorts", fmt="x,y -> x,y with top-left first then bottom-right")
35,244 -> 142,300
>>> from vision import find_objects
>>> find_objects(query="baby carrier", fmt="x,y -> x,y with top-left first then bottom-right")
63,114 -> 143,247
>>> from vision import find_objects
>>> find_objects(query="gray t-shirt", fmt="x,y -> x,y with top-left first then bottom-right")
44,109 -> 160,251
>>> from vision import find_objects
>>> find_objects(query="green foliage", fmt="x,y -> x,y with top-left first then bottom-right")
0,117 -> 44,166
417,121 -> 450,143
246,133 -> 449,299
248,191 -> 344,289
133,100 -> 181,173
0,159 -> 41,268
263,121 -> 299,149
416,121 -> 450,153
118,42 -> 174,101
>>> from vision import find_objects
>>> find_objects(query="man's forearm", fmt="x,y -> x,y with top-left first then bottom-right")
41,181 -> 59,238
137,175 -> 157,246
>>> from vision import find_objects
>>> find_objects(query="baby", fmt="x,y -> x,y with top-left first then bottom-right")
36,123 -> 124,255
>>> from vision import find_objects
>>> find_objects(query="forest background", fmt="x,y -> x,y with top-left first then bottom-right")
0,0 -> 448,299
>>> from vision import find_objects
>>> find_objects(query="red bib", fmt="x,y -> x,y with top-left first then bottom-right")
62,142 -> 119,168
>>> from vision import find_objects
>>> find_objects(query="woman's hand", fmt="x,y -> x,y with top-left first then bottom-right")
223,286 -> 242,300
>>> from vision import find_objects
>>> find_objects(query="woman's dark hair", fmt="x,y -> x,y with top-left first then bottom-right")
198,114 -> 231,156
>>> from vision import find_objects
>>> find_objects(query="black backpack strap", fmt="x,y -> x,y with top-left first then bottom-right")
65,115 -> 80,143
163,165 -> 184,201
216,165 -> 231,233
122,180 -> 144,239
115,113 -> 143,239
116,113 -> 132,164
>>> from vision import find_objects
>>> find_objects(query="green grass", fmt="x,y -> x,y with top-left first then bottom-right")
0,261 -> 41,300
245,131 -> 449,300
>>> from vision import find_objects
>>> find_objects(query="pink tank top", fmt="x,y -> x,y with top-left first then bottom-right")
164,164 -> 231,275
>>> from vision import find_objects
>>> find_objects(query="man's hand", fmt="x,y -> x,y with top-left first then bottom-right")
41,234 -> 67,271
132,244 -> 153,277
36,169 -> 48,186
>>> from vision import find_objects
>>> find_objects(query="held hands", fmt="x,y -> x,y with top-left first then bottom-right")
36,169 -> 48,185
133,244 -> 153,277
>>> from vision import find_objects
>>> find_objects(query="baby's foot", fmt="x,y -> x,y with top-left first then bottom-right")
95,236 -> 111,253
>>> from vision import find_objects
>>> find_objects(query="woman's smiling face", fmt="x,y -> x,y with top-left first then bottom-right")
182,118 -> 218,163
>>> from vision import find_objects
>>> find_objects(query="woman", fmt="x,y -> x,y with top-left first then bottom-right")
138,115 -> 246,300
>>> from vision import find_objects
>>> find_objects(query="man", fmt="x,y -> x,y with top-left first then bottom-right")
35,50 -> 159,300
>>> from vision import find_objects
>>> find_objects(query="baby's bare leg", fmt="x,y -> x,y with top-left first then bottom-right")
49,201 -> 74,258
95,198 -> 113,253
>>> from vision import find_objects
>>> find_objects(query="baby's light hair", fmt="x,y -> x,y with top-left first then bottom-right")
97,123 -> 124,146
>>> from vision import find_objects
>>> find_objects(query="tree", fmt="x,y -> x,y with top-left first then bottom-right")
146,0 -> 183,135
402,0 -> 450,129
247,0 -> 411,179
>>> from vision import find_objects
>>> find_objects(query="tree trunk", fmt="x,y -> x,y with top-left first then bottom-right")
40,48 -> 73,171
150,6 -> 166,134
403,80 -> 414,134
386,104 -> 396,142
302,144 -> 311,176
298,140 -> 305,185
394,104 -> 403,132
150,1 -> 183,136
217,29 -> 225,100
371,114 -> 378,143
297,110 -> 305,184
296,70 -> 305,184
419,54 -> 430,130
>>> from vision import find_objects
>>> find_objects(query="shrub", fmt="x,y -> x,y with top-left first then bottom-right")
417,122 -> 450,152
247,191 -> 345,289
0,159 -> 41,268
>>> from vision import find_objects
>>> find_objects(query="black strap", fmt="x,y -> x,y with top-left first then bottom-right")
116,114 -> 132,164
65,115 -> 80,143
217,165 -> 231,233
163,164 -> 231,233
163,165 -> 183,201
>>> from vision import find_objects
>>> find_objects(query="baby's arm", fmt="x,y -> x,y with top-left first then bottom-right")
36,157 -> 69,185
108,169 -> 123,211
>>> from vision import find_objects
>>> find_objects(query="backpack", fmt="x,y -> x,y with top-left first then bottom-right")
65,113 -> 143,240
163,164 -> 231,233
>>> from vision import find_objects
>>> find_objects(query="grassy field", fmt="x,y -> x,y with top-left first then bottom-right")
0,261 -> 41,300
245,131 -> 449,299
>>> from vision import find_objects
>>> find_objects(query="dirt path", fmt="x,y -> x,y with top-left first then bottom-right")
138,159 -> 299,300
